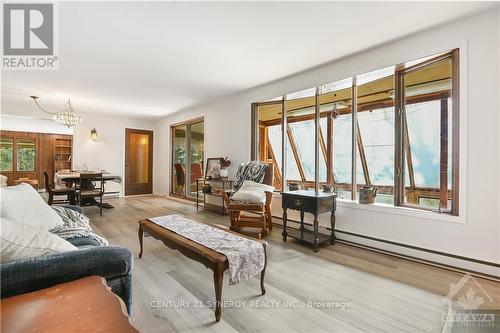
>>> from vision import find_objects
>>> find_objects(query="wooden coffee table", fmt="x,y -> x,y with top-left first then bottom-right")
138,218 -> 267,322
0,276 -> 138,333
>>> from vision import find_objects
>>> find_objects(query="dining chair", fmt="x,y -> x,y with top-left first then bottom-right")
43,172 -> 76,206
78,173 -> 105,216
174,163 -> 185,193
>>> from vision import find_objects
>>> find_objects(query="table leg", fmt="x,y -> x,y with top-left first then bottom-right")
330,212 -> 336,244
69,192 -> 76,205
282,208 -> 288,241
138,224 -> 144,258
300,211 -> 305,231
222,197 -> 225,216
196,180 -> 199,211
313,214 -> 319,252
260,244 -> 267,295
213,264 -> 224,322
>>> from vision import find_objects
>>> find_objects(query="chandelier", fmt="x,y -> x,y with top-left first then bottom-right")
30,96 -> 83,127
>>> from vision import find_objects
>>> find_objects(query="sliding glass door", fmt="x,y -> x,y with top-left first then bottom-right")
171,118 -> 204,200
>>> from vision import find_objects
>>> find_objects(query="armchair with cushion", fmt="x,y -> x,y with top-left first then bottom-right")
223,162 -> 274,239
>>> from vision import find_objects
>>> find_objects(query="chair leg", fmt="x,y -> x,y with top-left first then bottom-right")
100,196 -> 102,216
48,193 -> 53,206
261,214 -> 267,236
267,211 -> 273,230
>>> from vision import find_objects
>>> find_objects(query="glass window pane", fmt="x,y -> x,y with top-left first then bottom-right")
268,125 -> 282,172
286,136 -> 301,182
356,67 -> 395,203
403,57 -> 452,210
333,114 -> 352,184
319,78 -> 353,199
289,120 -> 326,182
286,87 -> 316,189
358,108 -> 395,186
258,102 -> 283,189
187,121 -> 204,198
16,139 -> 35,172
172,125 -> 186,195
0,138 -> 13,172
406,101 -> 440,188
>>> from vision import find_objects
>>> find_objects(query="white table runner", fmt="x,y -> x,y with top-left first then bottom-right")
148,214 -> 265,285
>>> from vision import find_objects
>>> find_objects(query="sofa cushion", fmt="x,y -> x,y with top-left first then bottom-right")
0,183 -> 63,231
67,237 -> 102,248
0,217 -> 78,263
231,180 -> 274,204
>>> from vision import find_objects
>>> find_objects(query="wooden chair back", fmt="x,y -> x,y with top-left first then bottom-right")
80,173 -> 104,194
43,171 -> 52,193
261,163 -> 274,186
174,163 -> 185,186
190,163 -> 203,182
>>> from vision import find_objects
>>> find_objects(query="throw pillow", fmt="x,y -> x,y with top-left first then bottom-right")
0,183 -> 63,231
231,180 -> 275,204
0,217 -> 78,263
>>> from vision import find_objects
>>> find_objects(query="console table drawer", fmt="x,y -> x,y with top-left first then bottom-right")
282,195 -> 316,213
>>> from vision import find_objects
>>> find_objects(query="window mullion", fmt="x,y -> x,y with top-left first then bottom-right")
394,70 -> 405,206
451,49 -> 460,216
351,78 -> 358,200
281,97 -> 287,192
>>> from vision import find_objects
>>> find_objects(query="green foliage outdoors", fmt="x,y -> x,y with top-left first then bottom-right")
17,146 -> 35,171
0,145 -> 13,171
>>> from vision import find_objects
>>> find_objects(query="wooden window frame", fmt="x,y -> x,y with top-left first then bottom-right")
0,134 -> 37,174
394,49 -> 459,215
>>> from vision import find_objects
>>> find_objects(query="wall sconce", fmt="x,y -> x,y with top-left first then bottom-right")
90,128 -> 99,142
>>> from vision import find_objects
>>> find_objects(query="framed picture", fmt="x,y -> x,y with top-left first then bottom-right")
205,157 -> 222,179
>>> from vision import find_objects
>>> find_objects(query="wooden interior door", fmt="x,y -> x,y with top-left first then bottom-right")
125,129 -> 153,195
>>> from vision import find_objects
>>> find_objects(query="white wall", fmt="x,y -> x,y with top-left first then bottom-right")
154,9 -> 500,275
0,115 -> 73,135
72,111 -> 156,196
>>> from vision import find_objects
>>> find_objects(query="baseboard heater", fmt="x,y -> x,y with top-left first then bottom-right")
272,215 -> 500,282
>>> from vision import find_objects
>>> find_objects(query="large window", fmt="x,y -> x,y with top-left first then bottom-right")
253,49 -> 459,215
0,138 -> 36,173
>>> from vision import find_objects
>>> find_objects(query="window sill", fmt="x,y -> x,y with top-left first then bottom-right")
336,199 -> 465,224
272,192 -> 465,224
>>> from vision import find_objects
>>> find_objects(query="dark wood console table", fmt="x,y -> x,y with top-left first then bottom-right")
196,178 -> 233,215
281,190 -> 337,252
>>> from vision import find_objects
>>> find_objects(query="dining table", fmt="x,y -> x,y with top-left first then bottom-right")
55,172 -> 122,209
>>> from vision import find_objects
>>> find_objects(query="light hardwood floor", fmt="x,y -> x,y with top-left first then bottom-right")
82,195 -> 500,333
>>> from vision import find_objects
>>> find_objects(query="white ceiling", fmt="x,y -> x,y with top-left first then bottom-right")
1,1 -> 495,119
